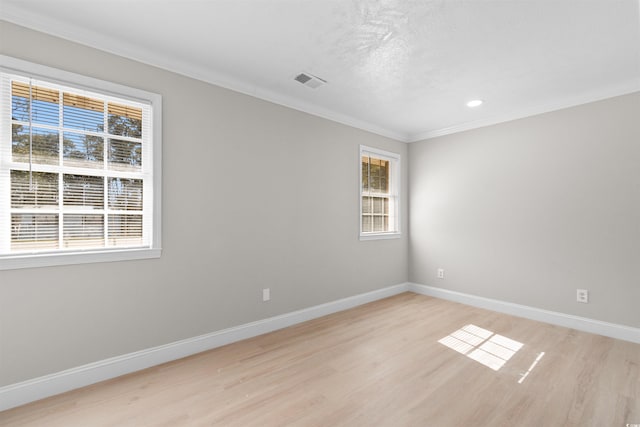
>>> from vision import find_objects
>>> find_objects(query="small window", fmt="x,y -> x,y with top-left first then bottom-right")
360,145 -> 400,240
0,56 -> 162,269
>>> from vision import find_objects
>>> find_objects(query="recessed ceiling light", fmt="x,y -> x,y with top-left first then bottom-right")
467,99 -> 483,108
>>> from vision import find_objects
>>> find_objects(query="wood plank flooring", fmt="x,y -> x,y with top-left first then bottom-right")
1,292 -> 638,426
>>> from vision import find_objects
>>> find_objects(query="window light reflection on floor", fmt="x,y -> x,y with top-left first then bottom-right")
518,352 -> 545,384
438,324 -> 524,371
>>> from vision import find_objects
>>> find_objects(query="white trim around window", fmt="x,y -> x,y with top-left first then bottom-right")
359,145 -> 400,240
0,55 -> 162,270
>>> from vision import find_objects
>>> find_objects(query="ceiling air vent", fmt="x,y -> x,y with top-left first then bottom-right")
294,72 -> 327,89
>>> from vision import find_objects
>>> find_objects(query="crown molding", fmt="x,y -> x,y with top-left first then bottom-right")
407,79 -> 640,142
2,7 -> 638,145
0,11 -> 410,142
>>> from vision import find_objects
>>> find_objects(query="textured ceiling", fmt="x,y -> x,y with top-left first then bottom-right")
2,0 -> 639,142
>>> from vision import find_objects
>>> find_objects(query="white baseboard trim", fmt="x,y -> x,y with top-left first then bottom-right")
4,281 -> 636,412
0,283 -> 409,412
408,282 -> 639,344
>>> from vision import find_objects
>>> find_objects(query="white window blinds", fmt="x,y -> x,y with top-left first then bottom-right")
0,68 -> 155,259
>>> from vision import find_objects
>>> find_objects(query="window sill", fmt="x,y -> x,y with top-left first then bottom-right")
0,247 -> 162,270
359,232 -> 401,241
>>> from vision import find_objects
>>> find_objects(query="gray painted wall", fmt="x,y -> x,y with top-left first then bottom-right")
1,20 -> 638,389
409,92 -> 640,328
0,22 -> 408,386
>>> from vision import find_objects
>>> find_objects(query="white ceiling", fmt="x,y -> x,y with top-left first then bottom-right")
2,0 -> 639,142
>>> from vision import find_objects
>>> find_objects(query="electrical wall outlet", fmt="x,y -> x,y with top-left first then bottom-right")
437,268 -> 445,279
262,288 -> 270,302
576,289 -> 588,303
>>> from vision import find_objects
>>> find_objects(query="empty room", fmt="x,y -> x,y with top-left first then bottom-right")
0,1 -> 638,426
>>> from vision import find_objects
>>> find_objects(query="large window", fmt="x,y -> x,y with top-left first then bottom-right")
360,145 -> 400,240
0,56 -> 162,269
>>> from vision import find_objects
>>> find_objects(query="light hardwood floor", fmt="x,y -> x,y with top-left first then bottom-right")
1,292 -> 638,426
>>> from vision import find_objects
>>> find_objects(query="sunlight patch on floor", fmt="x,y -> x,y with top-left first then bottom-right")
518,351 -> 545,384
438,324 -> 524,371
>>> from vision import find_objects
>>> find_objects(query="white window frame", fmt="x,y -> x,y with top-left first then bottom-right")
0,55 -> 162,270
359,145 -> 401,240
